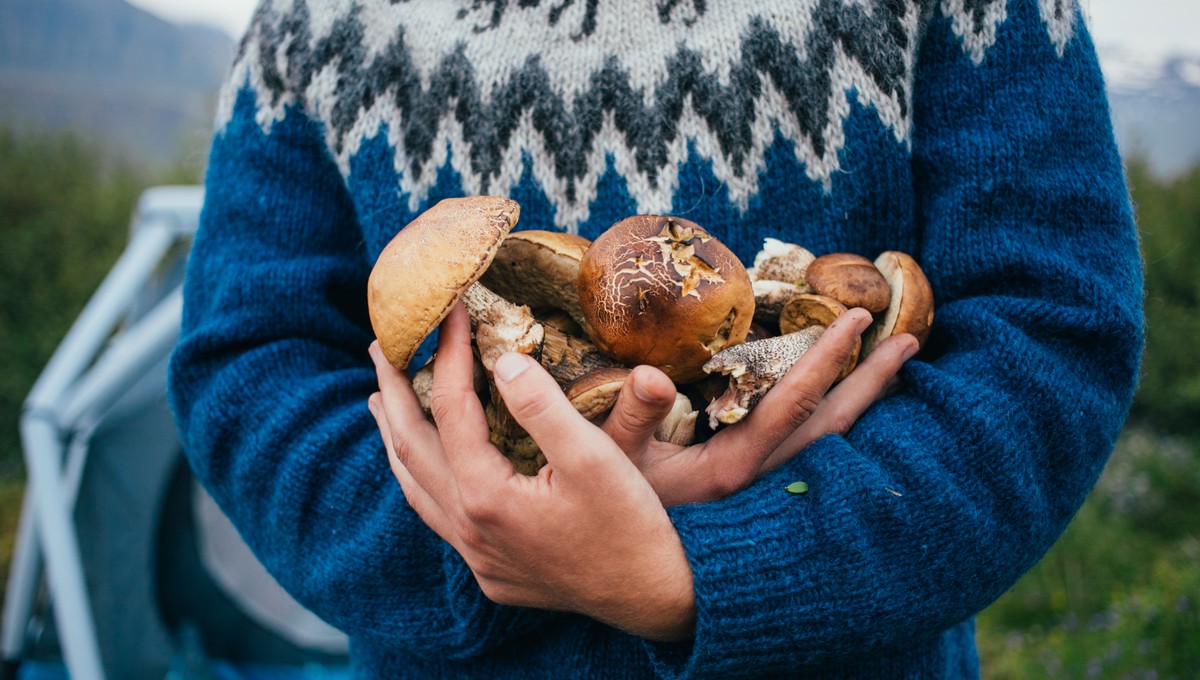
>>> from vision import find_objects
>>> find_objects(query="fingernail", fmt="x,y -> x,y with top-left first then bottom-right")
854,310 -> 873,333
494,352 -> 531,382
368,342 -> 383,364
631,372 -> 655,402
366,395 -> 379,417
901,338 -> 920,361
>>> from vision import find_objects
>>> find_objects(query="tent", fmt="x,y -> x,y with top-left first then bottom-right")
2,187 -> 350,680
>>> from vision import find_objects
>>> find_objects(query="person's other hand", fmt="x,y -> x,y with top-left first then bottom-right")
600,310 -> 920,507
368,305 -> 695,641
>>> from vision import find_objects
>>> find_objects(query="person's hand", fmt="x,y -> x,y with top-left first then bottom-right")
600,310 -> 920,507
367,305 -> 696,641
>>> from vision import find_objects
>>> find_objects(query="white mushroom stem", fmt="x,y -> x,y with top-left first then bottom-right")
461,283 -> 618,384
655,393 -> 698,446
701,327 -> 824,430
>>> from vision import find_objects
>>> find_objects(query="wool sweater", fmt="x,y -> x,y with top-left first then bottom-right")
167,0 -> 1144,677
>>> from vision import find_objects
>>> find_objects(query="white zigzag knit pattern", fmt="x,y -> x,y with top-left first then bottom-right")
216,0 -> 1074,231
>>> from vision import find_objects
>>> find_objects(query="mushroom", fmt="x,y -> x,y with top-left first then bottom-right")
701,327 -> 825,429
779,293 -> 859,380
749,237 -> 816,285
480,229 -> 592,327
563,367 -> 698,446
577,215 -> 755,384
367,196 -> 614,383
368,196 -> 615,475
804,252 -> 891,314
861,251 -> 935,357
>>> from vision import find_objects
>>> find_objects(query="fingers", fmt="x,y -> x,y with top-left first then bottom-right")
761,333 -> 919,472
492,352 -> 607,473
600,365 -> 678,460
367,392 -> 456,541
428,306 -> 511,483
712,308 -> 873,465
368,340 -> 445,479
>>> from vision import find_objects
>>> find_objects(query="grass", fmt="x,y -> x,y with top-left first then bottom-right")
977,425 -> 1200,679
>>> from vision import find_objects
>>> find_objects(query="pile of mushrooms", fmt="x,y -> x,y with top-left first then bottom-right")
368,197 -> 934,474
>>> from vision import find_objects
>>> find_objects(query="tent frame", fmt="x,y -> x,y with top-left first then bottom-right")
2,187 -> 205,680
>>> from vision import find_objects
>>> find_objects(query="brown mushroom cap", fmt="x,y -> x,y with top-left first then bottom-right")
779,294 -> 859,380
479,230 -> 592,325
564,367 -> 631,420
862,251 -> 935,356
805,252 -> 891,313
577,215 -> 755,383
368,196 -> 519,369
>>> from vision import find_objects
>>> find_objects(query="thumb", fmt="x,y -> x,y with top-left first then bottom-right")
601,365 -> 678,459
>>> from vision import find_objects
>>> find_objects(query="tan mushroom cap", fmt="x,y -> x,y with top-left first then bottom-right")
367,196 -> 520,369
479,230 -> 591,324
805,252 -> 891,313
862,251 -> 935,357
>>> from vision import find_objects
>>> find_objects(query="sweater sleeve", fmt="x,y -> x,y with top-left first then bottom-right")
645,1 -> 1143,676
166,88 -> 553,657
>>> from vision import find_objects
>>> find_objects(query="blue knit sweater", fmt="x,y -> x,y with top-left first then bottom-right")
168,0 -> 1144,677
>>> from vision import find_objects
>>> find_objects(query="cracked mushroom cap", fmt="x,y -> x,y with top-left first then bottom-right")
577,215 -> 755,383
367,196 -> 520,369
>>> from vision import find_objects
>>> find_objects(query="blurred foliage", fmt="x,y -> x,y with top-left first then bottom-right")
1126,159 -> 1200,435
978,427 -> 1200,678
0,126 -> 202,474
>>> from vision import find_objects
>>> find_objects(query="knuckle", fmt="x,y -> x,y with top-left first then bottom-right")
785,387 -> 825,430
452,513 -> 487,552
389,432 -> 415,467
427,386 -> 461,422
707,465 -> 753,499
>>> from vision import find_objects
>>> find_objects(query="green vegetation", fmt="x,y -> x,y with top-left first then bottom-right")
1,126 -> 1198,672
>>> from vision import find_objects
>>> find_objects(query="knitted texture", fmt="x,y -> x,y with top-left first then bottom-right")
168,0 -> 1143,677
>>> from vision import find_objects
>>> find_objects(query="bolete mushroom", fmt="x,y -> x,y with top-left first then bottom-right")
779,293 -> 859,380
368,196 -> 613,383
480,229 -> 592,327
804,252 -> 891,314
577,215 -> 755,384
861,251 -> 935,357
701,327 -> 825,429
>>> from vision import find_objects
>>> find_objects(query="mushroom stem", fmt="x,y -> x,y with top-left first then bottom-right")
462,283 -> 618,384
701,327 -> 824,430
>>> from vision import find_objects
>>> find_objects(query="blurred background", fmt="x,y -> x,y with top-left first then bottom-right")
1,0 -> 1197,678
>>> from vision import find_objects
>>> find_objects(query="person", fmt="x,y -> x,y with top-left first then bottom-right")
168,0 -> 1144,677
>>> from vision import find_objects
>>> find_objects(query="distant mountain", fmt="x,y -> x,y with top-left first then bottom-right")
1100,49 -> 1200,178
0,0 -> 235,166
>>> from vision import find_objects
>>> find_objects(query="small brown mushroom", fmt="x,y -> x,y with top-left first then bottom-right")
564,367 -> 632,421
701,327 -> 824,429
861,251 -> 935,357
805,252 -> 891,314
779,294 -> 859,380
577,215 -> 755,383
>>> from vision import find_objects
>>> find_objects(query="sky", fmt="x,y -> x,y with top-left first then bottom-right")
126,0 -> 1200,62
